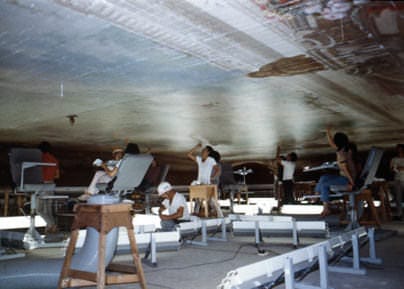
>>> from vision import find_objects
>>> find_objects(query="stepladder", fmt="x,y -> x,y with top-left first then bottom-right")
57,203 -> 147,289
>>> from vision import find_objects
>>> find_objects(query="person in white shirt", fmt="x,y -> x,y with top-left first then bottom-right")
79,143 -> 140,201
390,144 -> 404,218
187,143 -> 219,185
158,182 -> 190,231
277,147 -> 298,205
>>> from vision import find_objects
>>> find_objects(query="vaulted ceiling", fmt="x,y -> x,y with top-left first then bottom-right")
1,0 -> 403,160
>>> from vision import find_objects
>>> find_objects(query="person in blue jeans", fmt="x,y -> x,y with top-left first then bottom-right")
316,128 -> 357,216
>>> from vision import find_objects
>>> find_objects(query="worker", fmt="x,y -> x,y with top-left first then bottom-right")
79,142 -> 140,201
39,141 -> 60,183
315,128 -> 356,217
187,143 -> 220,185
38,141 -> 60,233
277,146 -> 298,205
158,182 -> 190,231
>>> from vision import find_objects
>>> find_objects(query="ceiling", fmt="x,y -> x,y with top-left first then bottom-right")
0,0 -> 403,161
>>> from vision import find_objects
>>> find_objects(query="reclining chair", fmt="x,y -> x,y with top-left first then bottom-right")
96,154 -> 154,198
220,162 -> 242,212
330,147 -> 383,230
135,164 -> 170,214
8,148 -> 66,249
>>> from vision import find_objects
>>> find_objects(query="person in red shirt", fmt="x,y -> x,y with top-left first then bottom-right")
39,141 -> 60,183
38,141 -> 60,233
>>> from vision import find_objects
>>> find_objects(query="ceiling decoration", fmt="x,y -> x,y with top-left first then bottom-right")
248,55 -> 324,77
52,0 -> 302,71
1,0 -> 404,160
252,0 -> 369,20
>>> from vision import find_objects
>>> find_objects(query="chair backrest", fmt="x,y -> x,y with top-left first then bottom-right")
357,147 -> 383,188
137,163 -> 170,193
9,148 -> 43,186
220,162 -> 237,186
111,154 -> 153,193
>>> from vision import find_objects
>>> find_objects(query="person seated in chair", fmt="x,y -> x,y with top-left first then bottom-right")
158,182 -> 190,231
315,128 -> 357,216
79,143 -> 140,201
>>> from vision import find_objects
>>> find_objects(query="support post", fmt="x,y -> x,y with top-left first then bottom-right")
329,231 -> 366,275
318,245 -> 329,289
292,219 -> 299,248
254,221 -> 261,245
208,218 -> 228,242
151,235 -> 157,266
284,257 -> 295,289
187,221 -> 208,246
361,227 -> 382,264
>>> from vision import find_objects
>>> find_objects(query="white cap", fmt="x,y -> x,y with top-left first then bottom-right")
157,182 -> 172,196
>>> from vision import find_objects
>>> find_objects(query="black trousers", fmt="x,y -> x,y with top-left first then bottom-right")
282,180 -> 295,204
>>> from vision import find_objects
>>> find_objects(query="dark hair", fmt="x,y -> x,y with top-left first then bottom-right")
333,132 -> 349,151
396,144 -> 404,151
38,141 -> 52,153
205,145 -> 214,153
289,152 -> 298,162
209,150 -> 221,162
125,143 -> 140,155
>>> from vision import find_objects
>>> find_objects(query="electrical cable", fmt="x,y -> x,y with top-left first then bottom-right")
145,244 -> 256,273
256,234 -> 372,289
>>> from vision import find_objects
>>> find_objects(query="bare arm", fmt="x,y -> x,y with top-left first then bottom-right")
211,164 -> 220,181
101,163 -> 119,177
187,143 -> 202,162
159,206 -> 184,221
158,204 -> 167,215
327,127 -> 337,150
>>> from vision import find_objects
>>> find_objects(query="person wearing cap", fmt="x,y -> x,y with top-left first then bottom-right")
158,182 -> 190,231
78,147 -> 125,201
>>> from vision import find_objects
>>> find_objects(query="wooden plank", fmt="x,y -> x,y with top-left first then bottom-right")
65,278 -> 97,288
106,274 -> 140,284
128,228 -> 147,289
107,263 -> 137,274
97,222 -> 107,289
69,269 -> 97,282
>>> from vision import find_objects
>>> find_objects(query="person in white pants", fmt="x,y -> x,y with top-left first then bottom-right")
78,148 -> 124,201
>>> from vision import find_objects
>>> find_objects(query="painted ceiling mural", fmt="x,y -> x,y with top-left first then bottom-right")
0,0 -> 403,161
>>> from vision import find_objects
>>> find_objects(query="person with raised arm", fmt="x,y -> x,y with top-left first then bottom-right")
187,143 -> 219,185
315,128 -> 357,216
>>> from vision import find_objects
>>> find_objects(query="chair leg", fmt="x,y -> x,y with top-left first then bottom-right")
97,231 -> 106,289
128,228 -> 147,289
57,229 -> 79,289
